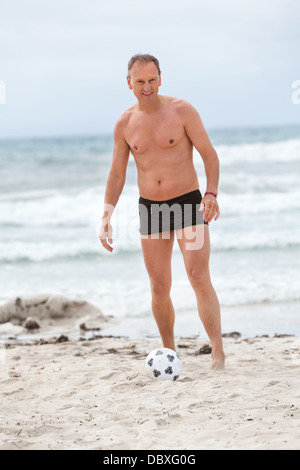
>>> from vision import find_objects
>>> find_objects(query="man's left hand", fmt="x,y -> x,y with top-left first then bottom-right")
200,194 -> 220,223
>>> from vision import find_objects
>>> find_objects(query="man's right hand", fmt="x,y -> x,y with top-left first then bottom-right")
99,220 -> 113,252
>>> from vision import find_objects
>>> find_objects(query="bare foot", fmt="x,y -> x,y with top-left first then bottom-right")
211,352 -> 225,371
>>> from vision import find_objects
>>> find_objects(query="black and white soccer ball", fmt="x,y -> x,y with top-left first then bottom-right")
145,348 -> 182,381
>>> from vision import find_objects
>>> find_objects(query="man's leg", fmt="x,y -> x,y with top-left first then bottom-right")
141,231 -> 176,351
176,224 -> 225,370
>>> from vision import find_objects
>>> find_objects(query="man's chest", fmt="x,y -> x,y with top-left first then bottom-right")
125,115 -> 186,154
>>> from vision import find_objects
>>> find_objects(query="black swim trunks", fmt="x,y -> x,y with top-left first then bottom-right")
139,189 -> 208,236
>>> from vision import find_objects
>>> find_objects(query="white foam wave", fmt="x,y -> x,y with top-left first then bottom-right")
0,187 -> 103,227
213,139 -> 300,165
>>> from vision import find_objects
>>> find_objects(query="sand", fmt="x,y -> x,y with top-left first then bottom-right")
0,334 -> 299,450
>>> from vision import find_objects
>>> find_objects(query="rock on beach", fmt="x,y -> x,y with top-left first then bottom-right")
0,294 -> 116,334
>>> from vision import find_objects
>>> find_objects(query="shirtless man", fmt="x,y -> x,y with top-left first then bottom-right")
99,54 -> 225,370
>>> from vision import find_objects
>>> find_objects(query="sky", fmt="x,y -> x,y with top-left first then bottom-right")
0,0 -> 299,138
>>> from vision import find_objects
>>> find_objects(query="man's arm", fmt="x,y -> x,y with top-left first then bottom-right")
99,115 -> 130,252
181,101 -> 220,223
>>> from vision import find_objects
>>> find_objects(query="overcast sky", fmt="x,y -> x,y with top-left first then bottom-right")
0,0 -> 299,138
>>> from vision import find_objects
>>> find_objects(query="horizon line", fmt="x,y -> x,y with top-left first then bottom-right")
1,122 -> 300,142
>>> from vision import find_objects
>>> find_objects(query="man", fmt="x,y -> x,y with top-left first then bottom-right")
99,54 -> 225,370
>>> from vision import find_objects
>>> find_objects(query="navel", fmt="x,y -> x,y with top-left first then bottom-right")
169,139 -> 174,144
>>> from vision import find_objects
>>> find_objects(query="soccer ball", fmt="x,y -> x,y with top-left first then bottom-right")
145,347 -> 182,381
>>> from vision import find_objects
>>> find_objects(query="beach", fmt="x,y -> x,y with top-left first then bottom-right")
1,128 -> 300,450
1,332 -> 299,450
1,0 -> 300,453
1,129 -> 300,339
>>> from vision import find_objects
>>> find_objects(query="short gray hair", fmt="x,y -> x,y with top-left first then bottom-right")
127,54 -> 161,77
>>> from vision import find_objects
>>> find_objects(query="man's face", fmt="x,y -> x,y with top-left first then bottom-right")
127,61 -> 161,103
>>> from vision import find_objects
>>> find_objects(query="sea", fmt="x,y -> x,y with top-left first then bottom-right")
1,125 -> 300,339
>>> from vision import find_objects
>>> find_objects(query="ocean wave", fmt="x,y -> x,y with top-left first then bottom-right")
1,183 -> 300,231
214,138 -> 300,165
214,272 -> 300,307
0,188 -> 62,202
0,238 -> 143,263
1,234 -> 300,263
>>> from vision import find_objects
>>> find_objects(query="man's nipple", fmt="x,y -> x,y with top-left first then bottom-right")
169,139 -> 174,144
